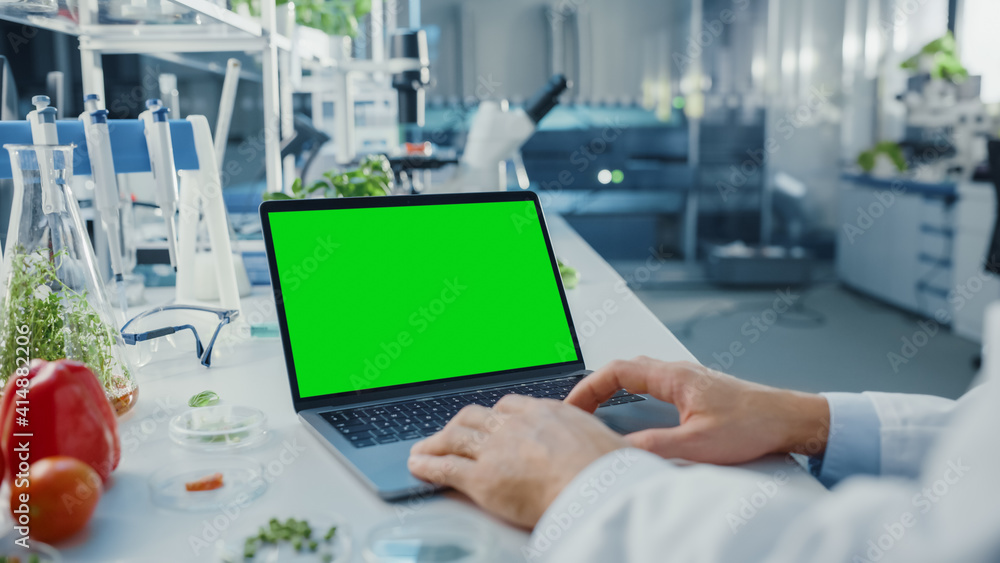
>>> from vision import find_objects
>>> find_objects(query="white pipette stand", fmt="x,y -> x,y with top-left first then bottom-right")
175,115 -> 242,313
139,98 -> 180,272
80,94 -> 129,315
26,96 -> 65,215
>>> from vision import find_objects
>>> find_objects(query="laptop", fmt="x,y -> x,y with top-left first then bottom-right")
260,191 -> 680,500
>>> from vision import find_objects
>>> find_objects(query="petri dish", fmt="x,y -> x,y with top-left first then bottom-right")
169,405 -> 268,451
149,456 -> 267,512
363,516 -> 495,563
216,512 -> 351,563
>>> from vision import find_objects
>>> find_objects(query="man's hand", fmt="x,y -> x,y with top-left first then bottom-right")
565,357 -> 831,464
408,395 -> 628,528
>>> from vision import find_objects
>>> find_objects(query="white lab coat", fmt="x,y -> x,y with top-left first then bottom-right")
529,313 -> 999,562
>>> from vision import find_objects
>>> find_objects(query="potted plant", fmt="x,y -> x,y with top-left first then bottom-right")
264,154 -> 393,200
900,31 -> 968,84
857,141 -> 907,178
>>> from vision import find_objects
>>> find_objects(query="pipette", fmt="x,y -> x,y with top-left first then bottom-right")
80,94 -> 128,314
26,95 -> 65,215
139,99 -> 180,271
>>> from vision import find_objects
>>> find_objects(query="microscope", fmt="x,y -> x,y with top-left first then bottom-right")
899,75 -> 995,182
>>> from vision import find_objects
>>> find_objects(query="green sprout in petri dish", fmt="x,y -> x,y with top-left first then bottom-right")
188,390 -> 220,408
238,518 -> 338,561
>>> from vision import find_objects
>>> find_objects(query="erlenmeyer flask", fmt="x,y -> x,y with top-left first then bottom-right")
0,144 -> 138,415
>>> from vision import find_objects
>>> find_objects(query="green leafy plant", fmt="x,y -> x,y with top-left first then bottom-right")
900,31 -> 968,83
857,141 -> 907,174
0,248 -> 131,394
263,154 -> 393,201
286,0 -> 370,37
231,0 -> 371,37
557,259 -> 579,289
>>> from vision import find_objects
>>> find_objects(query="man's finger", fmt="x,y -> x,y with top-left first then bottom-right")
408,453 -> 474,487
493,393 -> 537,414
624,427 -> 694,459
565,358 -> 684,412
410,424 -> 488,458
450,404 -> 497,430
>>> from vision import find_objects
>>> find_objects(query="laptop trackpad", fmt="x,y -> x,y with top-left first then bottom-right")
596,396 -> 681,435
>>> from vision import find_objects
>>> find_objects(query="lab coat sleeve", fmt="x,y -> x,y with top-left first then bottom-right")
530,384 -> 998,563
812,390 -> 974,486
862,391 -> 961,479
813,392 -> 882,487
528,447 -> 904,563
527,305 -> 999,562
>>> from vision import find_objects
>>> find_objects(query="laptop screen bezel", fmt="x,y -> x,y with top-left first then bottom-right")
259,191 -> 586,412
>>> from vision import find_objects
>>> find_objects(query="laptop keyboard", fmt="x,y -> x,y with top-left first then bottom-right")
321,375 -> 646,449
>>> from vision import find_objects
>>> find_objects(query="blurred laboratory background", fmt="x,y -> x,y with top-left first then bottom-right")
1,0 -> 995,398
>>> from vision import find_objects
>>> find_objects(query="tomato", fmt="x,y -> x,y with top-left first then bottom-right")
9,456 -> 102,543
185,472 -> 224,492
1,360 -> 120,484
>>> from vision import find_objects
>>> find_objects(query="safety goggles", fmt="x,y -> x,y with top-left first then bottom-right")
121,305 -> 239,367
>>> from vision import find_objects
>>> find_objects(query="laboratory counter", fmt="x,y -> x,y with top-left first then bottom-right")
12,215 -> 826,562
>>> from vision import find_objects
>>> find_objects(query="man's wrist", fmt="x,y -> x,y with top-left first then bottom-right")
776,390 -> 831,456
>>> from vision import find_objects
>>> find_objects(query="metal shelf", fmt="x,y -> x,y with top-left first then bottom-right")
80,26 -> 271,54
0,0 -> 308,58
0,0 -> 298,193
0,0 -> 268,37
141,51 -> 265,82
0,0 -> 349,193
169,0 -> 262,35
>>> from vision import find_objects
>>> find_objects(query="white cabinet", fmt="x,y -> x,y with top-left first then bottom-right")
837,176 -> 957,325
952,182 -> 1000,342
838,175 -> 999,343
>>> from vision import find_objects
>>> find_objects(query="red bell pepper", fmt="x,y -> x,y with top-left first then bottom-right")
0,359 -> 121,484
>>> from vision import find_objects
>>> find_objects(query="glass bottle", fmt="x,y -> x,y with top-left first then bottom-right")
0,144 -> 138,415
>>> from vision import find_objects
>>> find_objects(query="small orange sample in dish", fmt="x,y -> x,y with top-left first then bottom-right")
185,472 -> 224,491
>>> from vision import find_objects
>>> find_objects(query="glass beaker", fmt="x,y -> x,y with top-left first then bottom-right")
0,0 -> 58,15
0,145 -> 138,415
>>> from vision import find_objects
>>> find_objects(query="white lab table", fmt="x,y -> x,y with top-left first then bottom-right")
37,215 -> 825,562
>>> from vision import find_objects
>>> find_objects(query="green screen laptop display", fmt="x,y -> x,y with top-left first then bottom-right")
268,199 -> 579,398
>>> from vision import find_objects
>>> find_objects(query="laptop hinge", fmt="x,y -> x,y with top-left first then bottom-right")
294,365 -> 589,413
